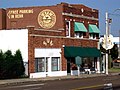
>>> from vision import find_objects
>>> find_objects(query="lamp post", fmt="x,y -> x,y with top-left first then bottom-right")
118,30 -> 120,58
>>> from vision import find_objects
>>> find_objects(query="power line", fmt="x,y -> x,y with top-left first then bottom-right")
109,13 -> 120,17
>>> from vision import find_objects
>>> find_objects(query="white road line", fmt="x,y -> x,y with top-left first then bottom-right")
23,87 -> 42,90
4,83 -> 45,89
15,83 -> 45,88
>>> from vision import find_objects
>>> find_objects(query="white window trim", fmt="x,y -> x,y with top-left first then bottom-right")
66,21 -> 71,37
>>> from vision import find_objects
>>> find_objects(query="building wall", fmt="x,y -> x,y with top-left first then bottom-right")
6,4 -> 64,30
26,3 -> 99,74
0,9 -> 6,29
62,3 -> 99,38
28,27 -> 98,73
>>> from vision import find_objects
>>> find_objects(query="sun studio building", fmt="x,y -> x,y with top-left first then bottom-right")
0,2 -> 101,78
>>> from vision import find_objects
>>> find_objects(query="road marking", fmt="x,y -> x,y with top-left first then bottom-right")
3,83 -> 45,89
71,84 -> 103,90
15,83 -> 45,88
23,87 -> 42,90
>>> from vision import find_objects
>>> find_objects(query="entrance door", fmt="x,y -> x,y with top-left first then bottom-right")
67,59 -> 71,74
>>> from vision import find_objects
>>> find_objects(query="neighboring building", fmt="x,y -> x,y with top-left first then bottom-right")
0,2 -> 101,78
0,9 -> 6,29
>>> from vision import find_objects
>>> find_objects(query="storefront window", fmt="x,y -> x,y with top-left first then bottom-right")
51,57 -> 60,71
35,57 -> 60,72
35,58 -> 45,72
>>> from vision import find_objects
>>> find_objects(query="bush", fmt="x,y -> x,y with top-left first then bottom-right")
0,50 -> 25,79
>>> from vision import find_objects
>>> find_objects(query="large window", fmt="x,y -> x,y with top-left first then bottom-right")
35,58 -> 45,72
51,57 -> 60,71
35,57 -> 60,72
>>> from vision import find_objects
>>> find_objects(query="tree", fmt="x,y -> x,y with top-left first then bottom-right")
0,49 -> 25,79
0,50 -> 4,78
14,49 -> 25,77
110,44 -> 118,60
100,43 -> 118,68
3,50 -> 14,78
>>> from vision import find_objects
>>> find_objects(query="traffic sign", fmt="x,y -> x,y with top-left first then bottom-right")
101,34 -> 114,50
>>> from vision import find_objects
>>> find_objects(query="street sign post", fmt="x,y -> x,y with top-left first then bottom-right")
75,56 -> 82,76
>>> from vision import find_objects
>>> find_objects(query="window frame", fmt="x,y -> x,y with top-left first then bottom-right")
51,57 -> 60,71
75,31 -> 86,38
65,21 -> 71,37
35,57 -> 45,72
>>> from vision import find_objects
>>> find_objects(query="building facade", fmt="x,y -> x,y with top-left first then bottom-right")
0,2 -> 101,78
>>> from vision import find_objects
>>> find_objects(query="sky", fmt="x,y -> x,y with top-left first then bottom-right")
0,0 -> 120,36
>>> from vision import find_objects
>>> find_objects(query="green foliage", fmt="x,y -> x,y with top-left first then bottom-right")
109,68 -> 120,73
0,50 -> 25,79
100,43 -> 118,60
110,44 -> 118,60
14,50 -> 25,77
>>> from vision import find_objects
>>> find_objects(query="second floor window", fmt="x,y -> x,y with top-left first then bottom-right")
66,21 -> 70,37
74,22 -> 87,38
75,32 -> 86,38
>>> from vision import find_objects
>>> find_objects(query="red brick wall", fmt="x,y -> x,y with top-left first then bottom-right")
0,9 -> 6,29
6,5 -> 64,30
62,3 -> 99,38
25,3 -> 99,73
28,27 -> 98,73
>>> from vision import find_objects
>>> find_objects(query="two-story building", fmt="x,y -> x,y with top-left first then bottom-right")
0,2 -> 101,78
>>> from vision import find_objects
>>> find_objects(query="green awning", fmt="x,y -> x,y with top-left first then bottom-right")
64,46 -> 101,57
74,22 -> 87,32
89,24 -> 100,33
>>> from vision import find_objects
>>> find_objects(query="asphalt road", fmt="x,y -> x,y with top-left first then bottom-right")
0,75 -> 120,90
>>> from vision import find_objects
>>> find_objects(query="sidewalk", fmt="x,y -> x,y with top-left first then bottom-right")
0,72 -> 119,86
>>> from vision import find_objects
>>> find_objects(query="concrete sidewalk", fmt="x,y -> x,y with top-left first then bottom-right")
0,72 -> 119,86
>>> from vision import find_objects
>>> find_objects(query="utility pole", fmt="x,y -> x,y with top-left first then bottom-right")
118,30 -> 120,58
105,12 -> 109,75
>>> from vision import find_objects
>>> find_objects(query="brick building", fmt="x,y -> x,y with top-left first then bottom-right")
0,2 -> 101,78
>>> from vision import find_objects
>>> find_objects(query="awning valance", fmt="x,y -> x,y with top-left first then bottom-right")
74,22 -> 87,32
64,46 -> 101,57
89,24 -> 100,33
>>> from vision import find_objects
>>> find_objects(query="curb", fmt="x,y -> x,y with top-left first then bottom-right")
0,73 -> 119,86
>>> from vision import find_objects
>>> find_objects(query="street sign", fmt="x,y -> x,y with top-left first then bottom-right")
101,34 -> 114,50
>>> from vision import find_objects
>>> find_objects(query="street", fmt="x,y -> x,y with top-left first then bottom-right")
0,75 -> 120,90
